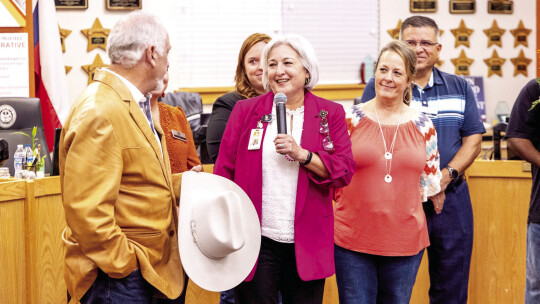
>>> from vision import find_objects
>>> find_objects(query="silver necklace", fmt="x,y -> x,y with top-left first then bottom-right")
374,103 -> 404,183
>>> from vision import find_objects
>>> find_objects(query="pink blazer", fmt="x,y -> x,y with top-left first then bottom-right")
214,91 -> 355,281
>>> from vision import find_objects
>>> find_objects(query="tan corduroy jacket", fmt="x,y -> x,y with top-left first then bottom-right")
59,69 -> 184,303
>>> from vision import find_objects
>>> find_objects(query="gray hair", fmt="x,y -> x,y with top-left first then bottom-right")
107,11 -> 168,69
261,34 -> 319,92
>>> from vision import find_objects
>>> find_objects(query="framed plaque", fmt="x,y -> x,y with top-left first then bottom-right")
488,0 -> 513,14
450,0 -> 475,14
410,0 -> 437,13
106,0 -> 141,10
55,0 -> 88,9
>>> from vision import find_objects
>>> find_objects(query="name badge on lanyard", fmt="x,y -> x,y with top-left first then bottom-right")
248,128 -> 263,150
247,117 -> 270,150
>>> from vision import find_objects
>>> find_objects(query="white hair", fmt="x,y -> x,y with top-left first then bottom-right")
261,34 -> 319,92
107,11 -> 168,69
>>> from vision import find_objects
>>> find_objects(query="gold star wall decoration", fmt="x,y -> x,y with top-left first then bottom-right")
510,50 -> 531,77
82,54 -> 109,84
65,66 -> 72,74
510,20 -> 531,48
81,18 -> 110,51
387,20 -> 402,40
484,50 -> 506,77
451,19 -> 474,48
451,49 -> 474,75
58,24 -> 71,53
483,20 -> 505,48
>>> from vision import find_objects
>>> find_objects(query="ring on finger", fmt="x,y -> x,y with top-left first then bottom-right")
279,143 -> 284,149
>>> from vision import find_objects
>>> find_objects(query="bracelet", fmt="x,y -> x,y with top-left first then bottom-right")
301,151 -> 313,166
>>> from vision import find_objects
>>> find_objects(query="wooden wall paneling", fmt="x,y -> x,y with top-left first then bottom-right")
0,180 -> 27,304
185,281 -> 220,303
467,175 -> 530,303
410,253 -> 430,304
26,178 -> 67,303
322,275 -> 339,304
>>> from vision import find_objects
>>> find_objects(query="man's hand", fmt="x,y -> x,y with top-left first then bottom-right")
429,191 -> 446,214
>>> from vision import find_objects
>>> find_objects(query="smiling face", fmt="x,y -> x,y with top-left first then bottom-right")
374,50 -> 410,103
401,26 -> 441,74
244,41 -> 267,95
266,44 -> 309,102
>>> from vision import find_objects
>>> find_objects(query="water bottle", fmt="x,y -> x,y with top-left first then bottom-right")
364,55 -> 375,82
14,144 -> 25,178
24,144 -> 34,168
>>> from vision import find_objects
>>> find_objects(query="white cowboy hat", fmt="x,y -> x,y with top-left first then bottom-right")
178,171 -> 261,292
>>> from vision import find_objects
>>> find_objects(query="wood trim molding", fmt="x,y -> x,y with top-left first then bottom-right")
176,83 -> 366,104
466,160 -> 532,178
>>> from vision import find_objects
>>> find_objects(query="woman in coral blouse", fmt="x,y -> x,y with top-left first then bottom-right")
334,40 -> 443,304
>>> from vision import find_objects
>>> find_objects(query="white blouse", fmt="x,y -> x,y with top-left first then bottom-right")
261,105 -> 305,243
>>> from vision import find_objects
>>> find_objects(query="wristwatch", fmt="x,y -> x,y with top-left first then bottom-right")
445,166 -> 459,181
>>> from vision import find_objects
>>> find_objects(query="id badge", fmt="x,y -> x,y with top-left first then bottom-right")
248,128 -> 263,150
171,129 -> 187,142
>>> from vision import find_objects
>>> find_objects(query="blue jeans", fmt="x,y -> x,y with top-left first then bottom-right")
80,268 -> 186,304
334,244 -> 424,304
423,178 -> 473,304
526,223 -> 540,304
219,289 -> 235,304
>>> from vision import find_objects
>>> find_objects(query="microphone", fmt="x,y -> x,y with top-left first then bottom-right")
274,93 -> 287,134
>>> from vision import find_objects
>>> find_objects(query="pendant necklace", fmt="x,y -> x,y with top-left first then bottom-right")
374,103 -> 404,183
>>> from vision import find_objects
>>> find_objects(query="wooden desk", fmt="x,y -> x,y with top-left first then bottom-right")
410,160 -> 532,303
0,177 -> 66,304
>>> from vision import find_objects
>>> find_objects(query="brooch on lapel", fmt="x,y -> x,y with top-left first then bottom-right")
318,110 -> 334,152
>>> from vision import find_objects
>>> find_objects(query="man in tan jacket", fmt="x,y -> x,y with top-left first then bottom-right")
60,11 -> 185,303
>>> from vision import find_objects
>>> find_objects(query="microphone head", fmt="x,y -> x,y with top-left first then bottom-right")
273,93 -> 287,105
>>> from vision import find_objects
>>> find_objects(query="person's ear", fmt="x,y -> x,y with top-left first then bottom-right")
146,46 -> 157,66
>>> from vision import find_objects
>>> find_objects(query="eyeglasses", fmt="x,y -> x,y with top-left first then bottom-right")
405,40 -> 439,49
318,110 -> 334,153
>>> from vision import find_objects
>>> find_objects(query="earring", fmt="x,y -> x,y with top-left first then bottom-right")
305,78 -> 310,85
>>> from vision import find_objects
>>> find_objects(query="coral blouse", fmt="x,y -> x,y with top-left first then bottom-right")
334,105 -> 441,256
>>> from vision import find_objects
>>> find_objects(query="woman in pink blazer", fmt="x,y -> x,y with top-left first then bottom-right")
214,34 -> 355,304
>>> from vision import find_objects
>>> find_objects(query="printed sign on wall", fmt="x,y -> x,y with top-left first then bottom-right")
0,33 -> 29,97
461,75 -> 486,122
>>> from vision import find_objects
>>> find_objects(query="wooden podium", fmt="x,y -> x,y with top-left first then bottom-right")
0,177 -> 66,303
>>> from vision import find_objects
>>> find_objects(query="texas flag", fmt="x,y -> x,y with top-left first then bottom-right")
33,0 -> 69,149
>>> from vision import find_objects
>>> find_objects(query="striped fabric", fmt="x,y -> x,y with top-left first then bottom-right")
410,68 -> 485,168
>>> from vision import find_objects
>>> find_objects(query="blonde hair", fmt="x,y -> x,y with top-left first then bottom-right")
375,40 -> 417,105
